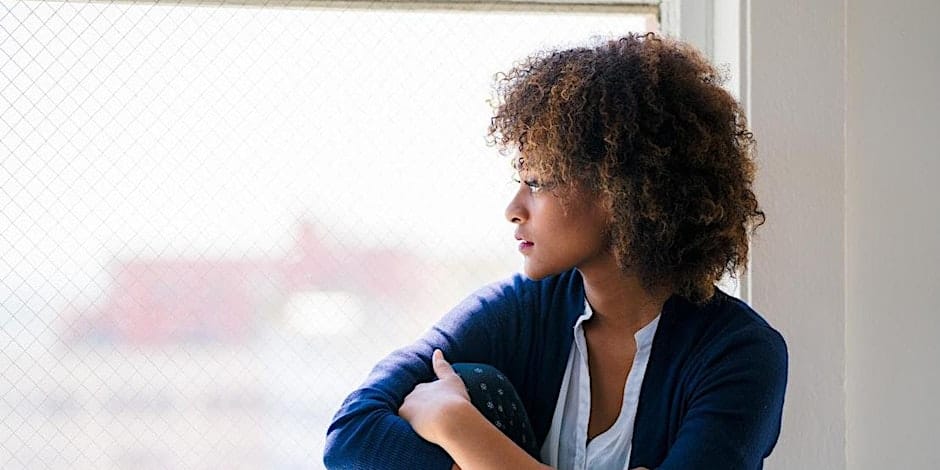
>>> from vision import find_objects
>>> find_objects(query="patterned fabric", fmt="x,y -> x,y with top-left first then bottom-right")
452,363 -> 539,459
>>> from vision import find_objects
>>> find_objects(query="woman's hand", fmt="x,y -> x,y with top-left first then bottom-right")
399,349 -> 473,445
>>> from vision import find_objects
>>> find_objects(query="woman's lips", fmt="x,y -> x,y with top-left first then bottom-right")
515,233 -> 533,252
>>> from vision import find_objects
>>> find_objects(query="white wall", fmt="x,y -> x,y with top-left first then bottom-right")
747,0 -> 847,468
845,1 -> 940,468
746,0 -> 940,468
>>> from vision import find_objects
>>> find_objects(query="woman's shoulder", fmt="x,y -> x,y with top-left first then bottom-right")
711,289 -> 782,334
667,287 -> 781,331
659,289 -> 787,366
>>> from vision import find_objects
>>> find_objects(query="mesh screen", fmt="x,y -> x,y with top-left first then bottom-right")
1,2 -> 654,468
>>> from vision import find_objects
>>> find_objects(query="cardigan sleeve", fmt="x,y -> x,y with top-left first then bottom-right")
656,325 -> 788,470
323,277 -> 525,470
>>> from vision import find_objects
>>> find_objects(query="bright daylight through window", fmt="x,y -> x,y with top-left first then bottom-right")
1,2 -> 656,468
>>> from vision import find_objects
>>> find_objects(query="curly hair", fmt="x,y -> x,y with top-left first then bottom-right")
488,32 -> 765,304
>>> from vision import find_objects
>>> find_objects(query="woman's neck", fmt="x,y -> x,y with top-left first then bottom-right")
578,259 -> 671,335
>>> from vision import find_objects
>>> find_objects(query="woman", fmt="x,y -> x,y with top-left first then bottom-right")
324,33 -> 787,470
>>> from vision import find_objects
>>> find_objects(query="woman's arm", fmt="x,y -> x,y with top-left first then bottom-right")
439,401 -> 552,470
399,350 -> 551,470
323,276 -> 526,470
403,351 -> 650,470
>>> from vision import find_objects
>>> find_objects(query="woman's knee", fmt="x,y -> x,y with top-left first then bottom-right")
451,363 -> 508,389
449,362 -> 538,456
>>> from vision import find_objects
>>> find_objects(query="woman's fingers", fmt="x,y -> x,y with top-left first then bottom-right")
398,351 -> 473,444
432,349 -> 457,380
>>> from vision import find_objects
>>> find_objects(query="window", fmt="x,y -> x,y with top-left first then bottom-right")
1,1 -> 663,467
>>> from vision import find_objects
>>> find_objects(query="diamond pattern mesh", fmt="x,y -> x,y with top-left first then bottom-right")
1,2 -> 653,468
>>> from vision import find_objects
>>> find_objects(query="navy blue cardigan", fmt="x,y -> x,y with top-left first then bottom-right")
324,269 -> 787,469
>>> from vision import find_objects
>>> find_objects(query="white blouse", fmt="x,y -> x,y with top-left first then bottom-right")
539,299 -> 660,470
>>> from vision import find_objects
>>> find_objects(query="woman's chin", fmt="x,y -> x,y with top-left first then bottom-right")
521,262 -> 567,281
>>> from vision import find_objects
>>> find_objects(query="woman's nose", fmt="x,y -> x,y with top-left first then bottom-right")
505,188 -> 528,224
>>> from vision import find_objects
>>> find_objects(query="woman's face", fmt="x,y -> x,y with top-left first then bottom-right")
505,168 -> 614,280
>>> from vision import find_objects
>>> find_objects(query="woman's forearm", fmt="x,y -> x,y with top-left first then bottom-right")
439,402 -> 552,470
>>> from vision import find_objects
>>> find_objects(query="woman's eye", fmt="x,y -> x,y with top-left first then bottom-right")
512,173 -> 553,194
524,180 -> 544,193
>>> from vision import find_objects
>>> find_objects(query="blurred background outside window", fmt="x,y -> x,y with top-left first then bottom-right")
1,2 -> 657,468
